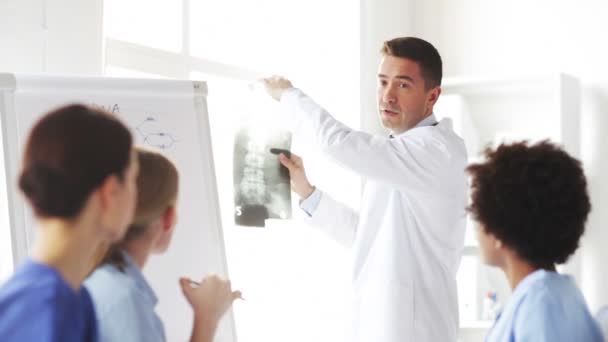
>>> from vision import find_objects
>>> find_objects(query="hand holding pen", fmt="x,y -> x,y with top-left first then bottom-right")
179,275 -> 243,324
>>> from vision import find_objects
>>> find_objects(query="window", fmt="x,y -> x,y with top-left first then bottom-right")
104,0 -> 183,53
104,2 -> 359,341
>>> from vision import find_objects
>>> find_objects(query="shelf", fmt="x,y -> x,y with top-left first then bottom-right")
437,73 -> 581,159
442,74 -> 566,96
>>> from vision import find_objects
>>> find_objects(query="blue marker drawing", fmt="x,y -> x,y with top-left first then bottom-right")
135,116 -> 179,150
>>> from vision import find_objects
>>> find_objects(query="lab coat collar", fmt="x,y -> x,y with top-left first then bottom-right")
391,113 -> 438,138
414,113 -> 438,128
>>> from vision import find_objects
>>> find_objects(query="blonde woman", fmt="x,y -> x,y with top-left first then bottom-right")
86,148 -> 240,342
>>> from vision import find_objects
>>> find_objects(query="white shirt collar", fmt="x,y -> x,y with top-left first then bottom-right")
121,250 -> 158,306
390,113 -> 438,138
414,113 -> 438,128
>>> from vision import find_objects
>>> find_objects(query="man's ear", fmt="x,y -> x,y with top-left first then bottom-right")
162,206 -> 176,232
427,86 -> 441,108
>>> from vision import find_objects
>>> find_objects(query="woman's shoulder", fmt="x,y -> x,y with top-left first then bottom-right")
513,271 -> 603,341
0,261 -> 95,339
84,264 -> 138,314
1,260 -> 70,304
526,271 -> 577,299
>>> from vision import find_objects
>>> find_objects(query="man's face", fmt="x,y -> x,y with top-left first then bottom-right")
377,55 -> 441,134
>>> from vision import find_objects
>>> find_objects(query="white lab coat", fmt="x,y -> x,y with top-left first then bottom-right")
280,89 -> 468,342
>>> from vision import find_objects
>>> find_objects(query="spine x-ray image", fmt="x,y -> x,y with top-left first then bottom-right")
234,127 -> 292,227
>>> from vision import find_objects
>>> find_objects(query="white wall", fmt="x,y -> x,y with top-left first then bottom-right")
360,0 -> 415,135
410,0 -> 608,314
0,0 -> 103,278
0,0 -> 103,74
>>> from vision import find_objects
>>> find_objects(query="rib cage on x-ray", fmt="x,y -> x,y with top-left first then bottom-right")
233,127 -> 292,227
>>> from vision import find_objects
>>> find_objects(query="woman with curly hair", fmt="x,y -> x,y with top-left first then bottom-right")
467,141 -> 603,341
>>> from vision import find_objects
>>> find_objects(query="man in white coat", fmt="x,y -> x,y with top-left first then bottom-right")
263,37 -> 467,342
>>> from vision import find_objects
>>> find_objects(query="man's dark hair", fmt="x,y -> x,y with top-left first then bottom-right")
381,37 -> 442,89
467,141 -> 591,268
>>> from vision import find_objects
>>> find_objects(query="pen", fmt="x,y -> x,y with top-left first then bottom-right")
270,148 -> 291,159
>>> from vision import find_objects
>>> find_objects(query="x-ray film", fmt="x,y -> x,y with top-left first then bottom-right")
234,127 -> 292,227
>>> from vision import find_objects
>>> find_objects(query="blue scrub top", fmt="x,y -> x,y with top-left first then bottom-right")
0,259 -> 98,342
85,250 -> 166,342
485,269 -> 604,342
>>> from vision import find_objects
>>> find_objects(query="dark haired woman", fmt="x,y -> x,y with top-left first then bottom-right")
467,141 -> 603,341
0,104 -> 138,342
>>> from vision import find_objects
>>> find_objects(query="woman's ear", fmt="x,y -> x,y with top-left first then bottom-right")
162,206 -> 176,232
494,238 -> 503,250
94,174 -> 125,240
151,205 -> 177,254
96,174 -> 121,211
